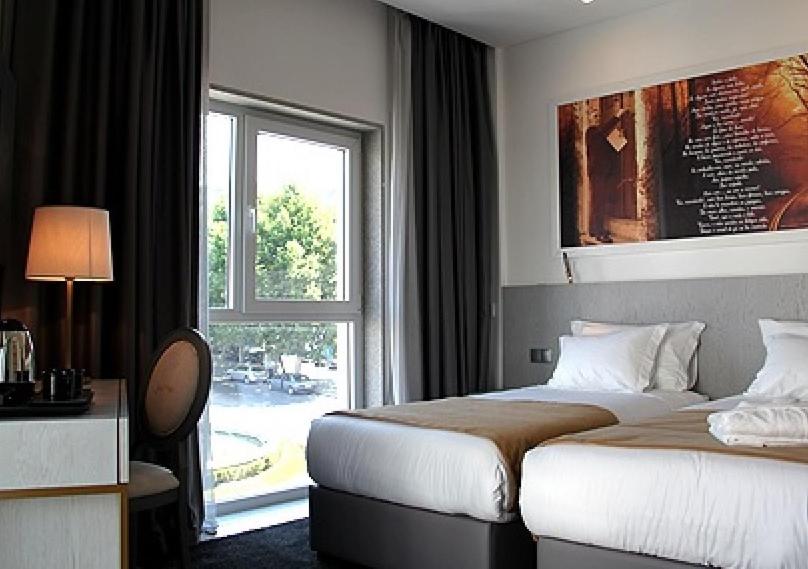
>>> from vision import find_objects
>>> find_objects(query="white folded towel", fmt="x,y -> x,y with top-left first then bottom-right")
708,400 -> 808,447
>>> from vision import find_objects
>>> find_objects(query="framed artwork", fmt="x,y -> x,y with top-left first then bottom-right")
558,50 -> 808,249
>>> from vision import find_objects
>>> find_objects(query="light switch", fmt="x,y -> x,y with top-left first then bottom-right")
529,348 -> 553,364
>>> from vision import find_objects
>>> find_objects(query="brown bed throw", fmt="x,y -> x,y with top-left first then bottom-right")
331,398 -> 618,503
544,410 -> 808,465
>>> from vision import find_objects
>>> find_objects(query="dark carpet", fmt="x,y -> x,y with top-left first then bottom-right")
192,519 -> 362,569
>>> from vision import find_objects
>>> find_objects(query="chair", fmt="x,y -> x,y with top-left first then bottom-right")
128,327 -> 212,569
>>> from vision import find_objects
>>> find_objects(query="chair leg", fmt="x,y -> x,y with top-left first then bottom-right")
177,494 -> 192,569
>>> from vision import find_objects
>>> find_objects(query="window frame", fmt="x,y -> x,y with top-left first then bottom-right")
205,110 -> 239,311
206,100 -> 364,410
243,113 -> 362,317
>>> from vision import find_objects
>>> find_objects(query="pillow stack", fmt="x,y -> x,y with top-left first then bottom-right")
548,320 -> 705,394
707,319 -> 808,447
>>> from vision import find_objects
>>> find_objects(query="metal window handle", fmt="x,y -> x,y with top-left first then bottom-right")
248,207 -> 257,234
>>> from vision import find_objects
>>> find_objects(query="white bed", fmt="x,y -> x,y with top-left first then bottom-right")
520,396 -> 808,569
307,385 -> 706,523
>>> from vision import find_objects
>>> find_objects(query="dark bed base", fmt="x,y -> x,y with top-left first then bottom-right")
537,537 -> 704,568
309,486 -> 536,569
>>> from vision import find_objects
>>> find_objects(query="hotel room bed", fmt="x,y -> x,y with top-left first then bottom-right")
307,385 -> 706,569
309,385 -> 705,522
520,396 -> 808,569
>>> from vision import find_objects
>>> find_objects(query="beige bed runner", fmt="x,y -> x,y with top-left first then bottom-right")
331,398 -> 618,502
544,410 -> 808,465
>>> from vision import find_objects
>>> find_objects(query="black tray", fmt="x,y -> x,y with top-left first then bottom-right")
0,390 -> 94,418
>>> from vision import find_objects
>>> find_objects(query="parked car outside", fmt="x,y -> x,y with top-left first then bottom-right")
269,372 -> 316,395
223,363 -> 267,384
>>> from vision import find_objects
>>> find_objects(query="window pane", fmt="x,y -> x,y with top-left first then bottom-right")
208,321 -> 351,503
254,132 -> 346,301
206,112 -> 236,309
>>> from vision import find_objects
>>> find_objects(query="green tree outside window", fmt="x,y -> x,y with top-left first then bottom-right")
207,185 -> 339,367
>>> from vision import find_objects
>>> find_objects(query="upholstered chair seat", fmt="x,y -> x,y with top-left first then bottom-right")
129,460 -> 180,500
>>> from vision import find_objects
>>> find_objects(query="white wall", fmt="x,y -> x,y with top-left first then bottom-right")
501,0 -> 808,285
210,0 -> 388,126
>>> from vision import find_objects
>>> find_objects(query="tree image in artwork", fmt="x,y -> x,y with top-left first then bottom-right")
558,53 -> 808,247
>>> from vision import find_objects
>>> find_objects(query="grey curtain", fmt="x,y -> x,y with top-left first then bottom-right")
409,16 -> 498,399
0,0 -> 205,540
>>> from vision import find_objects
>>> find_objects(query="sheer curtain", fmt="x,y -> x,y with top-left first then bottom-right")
198,109 -> 218,533
198,406 -> 218,535
196,0 -> 219,534
198,185 -> 218,535
386,10 -> 423,404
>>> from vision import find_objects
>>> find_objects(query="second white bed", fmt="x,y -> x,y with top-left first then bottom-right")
307,385 -> 705,523
520,396 -> 808,569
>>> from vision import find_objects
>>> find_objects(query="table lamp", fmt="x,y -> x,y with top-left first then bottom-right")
25,206 -> 113,368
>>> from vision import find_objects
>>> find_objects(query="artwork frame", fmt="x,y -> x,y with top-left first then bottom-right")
551,41 -> 808,259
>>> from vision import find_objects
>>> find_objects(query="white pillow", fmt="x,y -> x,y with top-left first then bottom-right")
746,334 -> 808,400
759,319 -> 808,348
548,325 -> 668,393
571,320 -> 705,391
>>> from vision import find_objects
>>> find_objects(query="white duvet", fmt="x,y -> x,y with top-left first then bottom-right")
307,385 -> 705,523
520,396 -> 808,569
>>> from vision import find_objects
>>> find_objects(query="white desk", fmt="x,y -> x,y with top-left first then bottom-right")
0,379 -> 129,569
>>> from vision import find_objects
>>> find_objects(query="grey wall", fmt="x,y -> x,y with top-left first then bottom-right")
500,0 -> 808,285
210,0 -> 387,126
502,275 -> 808,399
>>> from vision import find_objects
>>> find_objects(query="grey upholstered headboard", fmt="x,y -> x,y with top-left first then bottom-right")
502,274 -> 808,399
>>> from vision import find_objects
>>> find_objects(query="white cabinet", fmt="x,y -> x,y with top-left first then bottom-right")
0,380 -> 129,569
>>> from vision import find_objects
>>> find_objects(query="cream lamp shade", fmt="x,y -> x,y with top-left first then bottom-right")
26,206 -> 114,282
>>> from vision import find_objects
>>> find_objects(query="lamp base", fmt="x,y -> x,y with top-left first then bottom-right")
65,278 -> 74,370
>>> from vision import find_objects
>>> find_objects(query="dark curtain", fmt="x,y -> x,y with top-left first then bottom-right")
0,0 -> 15,292
0,0 -> 205,537
410,17 -> 497,400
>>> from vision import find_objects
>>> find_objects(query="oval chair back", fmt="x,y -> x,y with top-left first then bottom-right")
139,327 -> 212,448
130,328 -> 211,569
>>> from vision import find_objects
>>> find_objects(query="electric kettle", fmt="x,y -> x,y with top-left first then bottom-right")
0,319 -> 35,383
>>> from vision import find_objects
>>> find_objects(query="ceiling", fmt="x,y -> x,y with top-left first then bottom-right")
382,0 -> 680,47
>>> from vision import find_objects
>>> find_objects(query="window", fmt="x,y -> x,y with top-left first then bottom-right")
205,103 -> 362,508
206,112 -> 236,309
